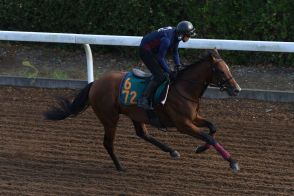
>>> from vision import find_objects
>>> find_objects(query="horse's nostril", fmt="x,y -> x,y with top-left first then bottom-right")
234,88 -> 241,94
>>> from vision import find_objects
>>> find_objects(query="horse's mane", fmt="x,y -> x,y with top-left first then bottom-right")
178,49 -> 220,73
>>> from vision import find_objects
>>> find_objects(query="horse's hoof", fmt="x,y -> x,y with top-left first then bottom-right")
117,167 -> 126,172
170,150 -> 180,159
116,165 -> 126,172
230,160 -> 240,173
194,144 -> 210,153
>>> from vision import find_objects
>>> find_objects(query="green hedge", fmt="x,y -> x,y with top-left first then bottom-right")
1,0 -> 294,65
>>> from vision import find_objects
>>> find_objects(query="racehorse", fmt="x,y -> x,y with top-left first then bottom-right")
44,49 -> 241,172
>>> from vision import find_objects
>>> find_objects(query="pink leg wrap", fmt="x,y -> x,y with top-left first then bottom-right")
214,143 -> 231,160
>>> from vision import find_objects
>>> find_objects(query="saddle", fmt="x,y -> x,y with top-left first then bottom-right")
119,68 -> 169,107
119,69 -> 170,129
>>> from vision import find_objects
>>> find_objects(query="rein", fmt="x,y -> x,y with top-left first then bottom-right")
172,58 -> 233,102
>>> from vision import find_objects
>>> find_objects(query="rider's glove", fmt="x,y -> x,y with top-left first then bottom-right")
175,63 -> 185,72
169,70 -> 178,80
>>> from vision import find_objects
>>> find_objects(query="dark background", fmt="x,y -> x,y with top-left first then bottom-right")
1,0 -> 294,66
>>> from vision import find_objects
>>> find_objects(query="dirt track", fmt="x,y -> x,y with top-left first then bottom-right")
0,86 -> 293,195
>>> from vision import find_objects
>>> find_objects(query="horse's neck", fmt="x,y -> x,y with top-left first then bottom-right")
174,61 -> 212,100
184,61 -> 212,82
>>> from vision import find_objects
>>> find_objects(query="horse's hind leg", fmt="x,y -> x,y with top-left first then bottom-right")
94,108 -> 124,171
103,124 -> 124,171
132,120 -> 180,159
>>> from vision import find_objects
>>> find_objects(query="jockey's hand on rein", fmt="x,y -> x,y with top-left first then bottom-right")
169,70 -> 178,80
175,64 -> 181,71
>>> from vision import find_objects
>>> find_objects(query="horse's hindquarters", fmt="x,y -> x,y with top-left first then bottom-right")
89,72 -> 124,116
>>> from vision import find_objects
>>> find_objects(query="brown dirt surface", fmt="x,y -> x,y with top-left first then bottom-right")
0,86 -> 293,195
1,43 -> 294,91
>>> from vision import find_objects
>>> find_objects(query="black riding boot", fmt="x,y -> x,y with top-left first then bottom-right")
138,80 -> 159,110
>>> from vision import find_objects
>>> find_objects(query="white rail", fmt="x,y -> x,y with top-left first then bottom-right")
1,30 -> 294,82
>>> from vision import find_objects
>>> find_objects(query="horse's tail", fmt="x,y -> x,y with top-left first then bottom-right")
44,82 -> 93,120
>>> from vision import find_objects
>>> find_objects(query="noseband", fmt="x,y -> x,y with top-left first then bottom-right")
210,59 -> 234,91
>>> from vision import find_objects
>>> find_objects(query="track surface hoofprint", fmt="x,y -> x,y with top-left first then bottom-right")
0,86 -> 293,195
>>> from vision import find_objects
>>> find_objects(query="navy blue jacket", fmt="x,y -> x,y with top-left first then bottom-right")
140,27 -> 180,73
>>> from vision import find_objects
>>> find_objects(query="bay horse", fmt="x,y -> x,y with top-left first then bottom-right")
44,49 -> 241,172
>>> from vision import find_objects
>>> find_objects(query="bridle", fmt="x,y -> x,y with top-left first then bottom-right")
173,58 -> 234,102
209,58 -> 234,91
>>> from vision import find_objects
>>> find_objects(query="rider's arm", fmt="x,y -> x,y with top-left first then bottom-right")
172,41 -> 180,66
157,37 -> 171,73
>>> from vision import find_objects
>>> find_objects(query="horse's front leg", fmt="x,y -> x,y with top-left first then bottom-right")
132,120 -> 180,159
176,121 -> 239,173
193,116 -> 217,153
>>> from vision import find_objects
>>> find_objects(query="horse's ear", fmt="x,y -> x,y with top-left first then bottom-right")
211,55 -> 217,62
206,49 -> 215,60
211,48 -> 221,60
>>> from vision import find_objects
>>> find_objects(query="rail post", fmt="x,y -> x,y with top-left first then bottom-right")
83,44 -> 94,83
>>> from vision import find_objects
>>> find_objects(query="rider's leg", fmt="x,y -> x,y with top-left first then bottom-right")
139,78 -> 158,110
138,75 -> 165,110
138,48 -> 165,110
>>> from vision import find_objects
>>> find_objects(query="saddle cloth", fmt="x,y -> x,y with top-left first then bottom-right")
119,69 -> 169,106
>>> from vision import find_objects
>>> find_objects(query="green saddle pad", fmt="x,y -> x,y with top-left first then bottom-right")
119,71 -> 169,106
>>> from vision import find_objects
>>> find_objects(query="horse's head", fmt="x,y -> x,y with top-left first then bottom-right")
208,49 -> 241,96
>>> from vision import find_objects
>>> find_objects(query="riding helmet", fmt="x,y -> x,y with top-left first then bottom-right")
176,21 -> 196,37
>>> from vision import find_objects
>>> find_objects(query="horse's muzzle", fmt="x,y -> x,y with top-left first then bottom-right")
233,87 -> 241,96
231,85 -> 241,96
225,83 -> 241,96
